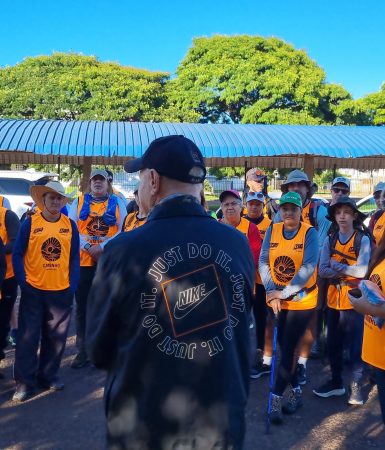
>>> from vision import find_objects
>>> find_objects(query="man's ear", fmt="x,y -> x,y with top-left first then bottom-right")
149,169 -> 161,195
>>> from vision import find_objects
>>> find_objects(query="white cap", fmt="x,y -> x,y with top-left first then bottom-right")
332,177 -> 350,188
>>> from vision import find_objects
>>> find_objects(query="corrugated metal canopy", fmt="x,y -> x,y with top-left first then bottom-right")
1,119 -> 385,169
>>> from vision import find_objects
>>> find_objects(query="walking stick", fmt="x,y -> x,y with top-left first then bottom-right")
266,313 -> 278,434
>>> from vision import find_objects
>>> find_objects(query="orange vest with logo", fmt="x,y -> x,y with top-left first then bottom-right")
123,212 -> 146,232
362,259 -> 385,370
24,213 -> 72,290
0,207 -> 14,279
269,222 -> 318,310
255,215 -> 272,284
327,232 -> 359,310
301,202 -> 312,226
235,216 -> 252,237
373,212 -> 385,245
77,195 -> 121,266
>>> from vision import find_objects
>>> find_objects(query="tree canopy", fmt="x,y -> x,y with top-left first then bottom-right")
165,35 -> 367,125
0,53 -> 168,121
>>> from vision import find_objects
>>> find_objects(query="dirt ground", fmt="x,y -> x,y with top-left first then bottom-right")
1,319 -> 385,450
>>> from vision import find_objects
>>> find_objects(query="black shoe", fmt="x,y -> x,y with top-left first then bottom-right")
296,363 -> 307,385
313,379 -> 346,398
283,387 -> 303,414
269,394 -> 283,424
348,381 -> 363,405
70,352 -> 89,369
250,361 -> 271,379
12,384 -> 35,402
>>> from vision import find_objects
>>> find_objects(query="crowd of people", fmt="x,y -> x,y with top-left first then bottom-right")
0,135 -> 385,449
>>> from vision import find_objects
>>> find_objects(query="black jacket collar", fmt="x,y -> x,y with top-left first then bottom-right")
148,195 -> 209,221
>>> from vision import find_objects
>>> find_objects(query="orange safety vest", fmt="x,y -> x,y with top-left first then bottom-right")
24,213 -> 73,290
0,196 -> 4,207
269,222 -> 318,310
77,195 -> 121,266
236,216 -> 252,237
123,212 -> 146,232
373,212 -> 385,245
0,206 -> 14,279
362,259 -> 385,370
327,232 -> 359,310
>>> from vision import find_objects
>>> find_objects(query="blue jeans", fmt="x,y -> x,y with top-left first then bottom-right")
327,308 -> 364,384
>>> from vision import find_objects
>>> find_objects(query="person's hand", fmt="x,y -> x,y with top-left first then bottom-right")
330,259 -> 344,272
267,290 -> 283,302
88,244 -> 103,262
348,291 -> 370,315
268,298 -> 282,315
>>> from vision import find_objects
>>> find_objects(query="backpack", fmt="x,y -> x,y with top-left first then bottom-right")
329,225 -> 375,261
307,199 -> 325,229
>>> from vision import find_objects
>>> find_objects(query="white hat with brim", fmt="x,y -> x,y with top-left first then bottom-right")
30,181 -> 73,212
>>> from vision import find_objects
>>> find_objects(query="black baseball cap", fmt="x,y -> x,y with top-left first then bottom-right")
327,196 -> 367,223
124,135 -> 206,184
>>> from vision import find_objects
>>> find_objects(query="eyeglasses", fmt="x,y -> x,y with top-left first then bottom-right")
332,187 -> 349,195
247,192 -> 264,200
222,201 -> 240,208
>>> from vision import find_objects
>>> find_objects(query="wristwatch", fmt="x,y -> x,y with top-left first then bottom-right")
84,243 -> 92,251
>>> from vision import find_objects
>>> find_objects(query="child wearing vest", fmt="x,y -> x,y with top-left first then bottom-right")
314,196 -> 370,405
259,192 -> 319,425
12,181 -> 80,402
349,241 -> 385,424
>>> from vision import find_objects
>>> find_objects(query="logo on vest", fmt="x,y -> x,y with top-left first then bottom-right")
86,217 -> 109,237
174,284 -> 218,319
59,228 -> 70,234
294,243 -> 303,250
348,246 -> 355,253
270,242 -> 279,248
33,227 -> 44,234
161,264 -> 227,338
370,273 -> 383,291
273,255 -> 296,283
41,237 -> 61,262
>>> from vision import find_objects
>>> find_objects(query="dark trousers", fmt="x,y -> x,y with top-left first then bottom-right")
252,283 -> 267,350
75,266 -> 96,354
273,308 -> 314,396
376,368 -> 385,424
327,307 -> 364,384
14,284 -> 73,387
0,276 -> 18,358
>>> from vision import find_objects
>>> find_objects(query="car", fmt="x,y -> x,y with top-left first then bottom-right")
0,169 -> 58,218
356,195 -> 377,226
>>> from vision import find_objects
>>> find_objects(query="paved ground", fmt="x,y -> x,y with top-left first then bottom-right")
1,321 -> 385,450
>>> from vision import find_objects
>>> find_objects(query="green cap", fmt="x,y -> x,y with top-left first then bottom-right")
279,192 -> 302,208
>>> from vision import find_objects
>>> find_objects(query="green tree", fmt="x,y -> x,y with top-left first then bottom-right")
165,35 -> 368,125
0,53 -> 169,121
358,83 -> 385,125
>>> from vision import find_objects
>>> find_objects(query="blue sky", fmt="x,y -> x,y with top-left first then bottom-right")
1,0 -> 384,99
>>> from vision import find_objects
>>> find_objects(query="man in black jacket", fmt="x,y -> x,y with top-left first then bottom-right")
86,135 -> 255,450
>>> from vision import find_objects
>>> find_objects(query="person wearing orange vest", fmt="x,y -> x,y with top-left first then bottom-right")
219,189 -> 262,266
259,192 -> 319,424
0,201 -> 20,372
0,195 -> 11,210
349,244 -> 385,424
243,191 -> 273,379
69,169 -> 127,369
0,239 -> 6,378
12,181 -> 80,402
369,182 -> 385,245
122,187 -> 147,232
275,169 -> 330,385
314,197 -> 370,405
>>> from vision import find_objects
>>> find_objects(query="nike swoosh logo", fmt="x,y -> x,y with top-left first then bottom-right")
173,287 -> 218,320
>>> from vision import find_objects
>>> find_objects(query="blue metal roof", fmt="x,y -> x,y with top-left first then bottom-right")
1,119 -> 385,162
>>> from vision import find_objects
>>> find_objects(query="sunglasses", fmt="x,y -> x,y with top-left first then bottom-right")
247,192 -> 264,200
332,187 -> 349,195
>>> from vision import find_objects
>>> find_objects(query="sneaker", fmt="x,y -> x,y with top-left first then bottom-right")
313,379 -> 346,398
269,393 -> 283,424
296,363 -> 307,385
12,384 -> 34,402
348,381 -> 364,405
8,329 -> 17,347
283,387 -> 303,414
70,351 -> 89,369
38,379 -> 65,391
250,361 -> 271,379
